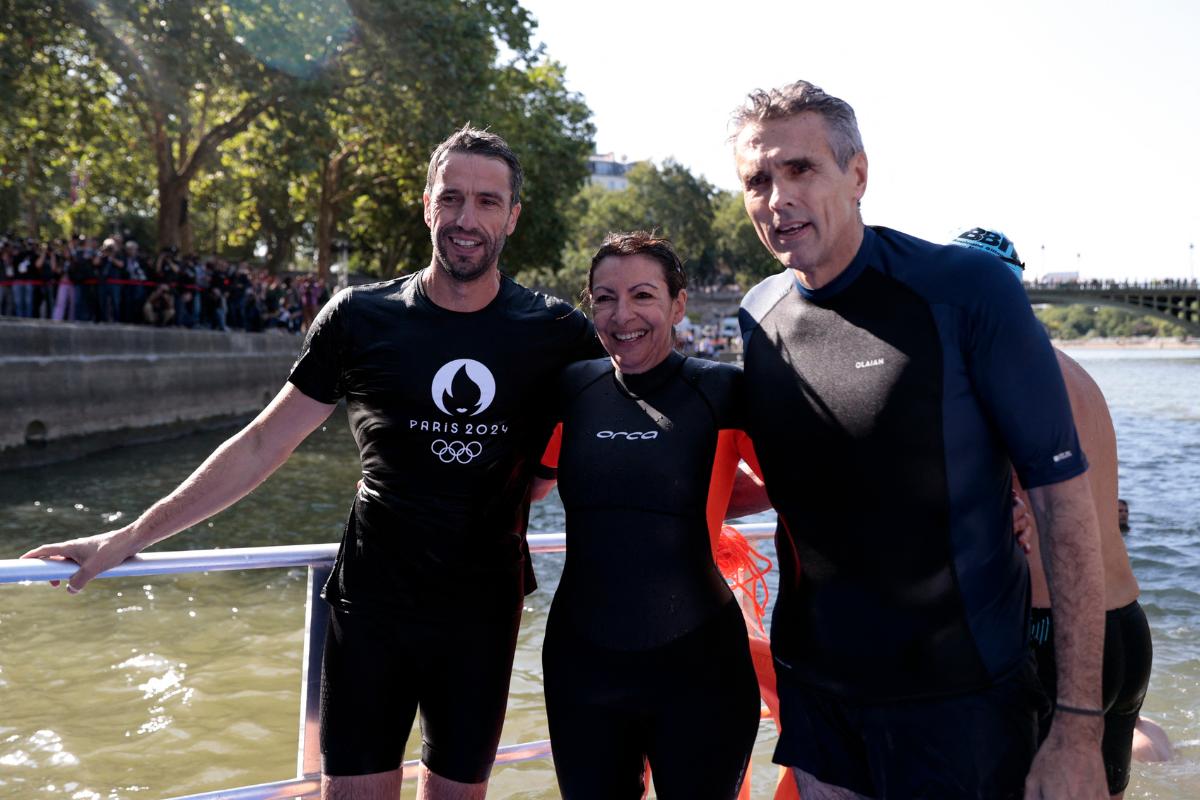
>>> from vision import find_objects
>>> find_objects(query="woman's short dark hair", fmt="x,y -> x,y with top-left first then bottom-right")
587,231 -> 687,299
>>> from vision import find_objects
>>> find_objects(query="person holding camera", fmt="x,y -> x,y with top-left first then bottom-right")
143,282 -> 175,327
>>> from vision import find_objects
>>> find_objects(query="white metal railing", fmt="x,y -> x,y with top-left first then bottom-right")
0,522 -> 777,800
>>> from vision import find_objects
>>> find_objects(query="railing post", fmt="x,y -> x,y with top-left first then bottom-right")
297,564 -> 331,782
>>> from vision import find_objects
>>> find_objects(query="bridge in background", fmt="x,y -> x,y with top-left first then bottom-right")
1023,281 -> 1200,337
688,281 -> 1200,336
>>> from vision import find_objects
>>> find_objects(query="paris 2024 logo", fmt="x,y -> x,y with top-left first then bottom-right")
414,359 -> 509,464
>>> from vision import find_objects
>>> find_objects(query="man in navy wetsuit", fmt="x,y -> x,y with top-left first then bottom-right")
24,126 -> 598,800
731,80 -> 1107,799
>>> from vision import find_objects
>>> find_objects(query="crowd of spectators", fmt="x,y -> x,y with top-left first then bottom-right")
1024,277 -> 1200,290
0,233 -> 332,333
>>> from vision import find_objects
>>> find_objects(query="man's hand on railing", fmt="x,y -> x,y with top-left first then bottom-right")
21,528 -> 140,594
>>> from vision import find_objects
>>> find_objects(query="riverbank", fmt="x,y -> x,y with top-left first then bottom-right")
1051,336 -> 1200,349
0,318 -> 300,470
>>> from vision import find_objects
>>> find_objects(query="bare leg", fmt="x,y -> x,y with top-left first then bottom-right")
417,762 -> 489,800
1131,716 -> 1172,763
322,768 -> 403,799
791,768 -> 875,800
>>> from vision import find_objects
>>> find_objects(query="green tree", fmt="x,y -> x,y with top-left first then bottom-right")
627,160 -> 717,282
50,0 -> 356,249
303,2 -> 593,280
3,0 -> 596,280
0,3 -> 153,240
551,159 -> 718,296
1034,304 -> 1186,339
484,58 -> 594,281
712,189 -> 777,289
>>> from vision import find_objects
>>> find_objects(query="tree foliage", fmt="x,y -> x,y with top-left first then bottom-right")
1035,304 -> 1187,339
524,159 -> 784,300
1,0 -> 594,280
712,189 -> 779,288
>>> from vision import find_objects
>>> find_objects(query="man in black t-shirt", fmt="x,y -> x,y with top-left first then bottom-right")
24,126 -> 598,800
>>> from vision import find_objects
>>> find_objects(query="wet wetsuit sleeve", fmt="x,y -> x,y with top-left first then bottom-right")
965,266 -> 1087,489
288,289 -> 348,403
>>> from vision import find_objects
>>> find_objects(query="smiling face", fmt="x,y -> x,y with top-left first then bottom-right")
734,112 -> 868,289
423,152 -> 521,283
590,253 -> 686,375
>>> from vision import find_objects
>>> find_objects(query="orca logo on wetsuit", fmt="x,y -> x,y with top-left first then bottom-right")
431,359 -> 496,417
596,430 -> 659,440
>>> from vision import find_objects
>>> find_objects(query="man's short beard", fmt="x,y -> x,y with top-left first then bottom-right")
433,229 -> 506,283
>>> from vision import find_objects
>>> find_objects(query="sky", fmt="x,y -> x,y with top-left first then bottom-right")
519,0 -> 1200,281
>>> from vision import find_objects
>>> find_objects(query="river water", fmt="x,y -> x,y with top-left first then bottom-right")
1,347 -> 1197,799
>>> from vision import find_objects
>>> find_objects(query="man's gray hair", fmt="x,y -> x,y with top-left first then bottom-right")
425,124 -> 523,206
730,80 -> 864,171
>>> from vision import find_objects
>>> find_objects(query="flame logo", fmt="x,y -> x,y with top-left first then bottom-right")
431,359 -> 496,417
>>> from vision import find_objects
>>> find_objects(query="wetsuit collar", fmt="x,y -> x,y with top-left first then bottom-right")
614,349 -> 686,397
792,226 -> 877,304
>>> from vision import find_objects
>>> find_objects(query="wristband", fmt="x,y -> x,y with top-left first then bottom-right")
1055,702 -> 1105,717
533,463 -> 558,480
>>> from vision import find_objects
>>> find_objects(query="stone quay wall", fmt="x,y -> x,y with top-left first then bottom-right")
1,319 -> 301,470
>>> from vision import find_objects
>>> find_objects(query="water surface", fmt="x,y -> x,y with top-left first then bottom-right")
1,349 -> 1197,798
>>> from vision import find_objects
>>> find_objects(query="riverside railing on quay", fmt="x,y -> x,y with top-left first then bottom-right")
0,522 -> 777,800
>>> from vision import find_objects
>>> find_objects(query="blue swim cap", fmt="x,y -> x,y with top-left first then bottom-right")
949,228 -> 1025,282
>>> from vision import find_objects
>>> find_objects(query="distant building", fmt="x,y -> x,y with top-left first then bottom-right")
587,153 -> 640,191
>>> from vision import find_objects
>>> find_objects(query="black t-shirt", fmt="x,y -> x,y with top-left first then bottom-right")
289,270 -> 600,617
552,351 -> 744,650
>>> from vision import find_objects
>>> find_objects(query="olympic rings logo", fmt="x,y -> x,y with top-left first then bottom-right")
431,439 -> 483,464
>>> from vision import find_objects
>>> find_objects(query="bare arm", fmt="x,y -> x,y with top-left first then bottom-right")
22,384 -> 336,592
1023,471 -> 1107,799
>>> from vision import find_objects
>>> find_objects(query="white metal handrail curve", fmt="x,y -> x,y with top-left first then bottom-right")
0,522 -> 777,800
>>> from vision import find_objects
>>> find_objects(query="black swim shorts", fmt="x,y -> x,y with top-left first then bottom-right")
1030,600 -> 1153,794
773,656 -> 1044,799
319,596 -> 523,783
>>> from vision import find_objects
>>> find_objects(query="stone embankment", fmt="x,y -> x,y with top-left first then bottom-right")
1,319 -> 300,470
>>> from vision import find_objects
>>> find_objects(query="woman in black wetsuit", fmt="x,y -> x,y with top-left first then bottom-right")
543,232 -> 760,800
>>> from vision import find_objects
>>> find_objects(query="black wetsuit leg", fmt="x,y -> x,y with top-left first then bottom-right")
544,600 -> 760,800
543,618 -> 654,800
1029,601 -> 1153,795
321,508 -> 525,783
416,606 -> 524,782
320,602 -> 419,777
321,602 -> 522,782
643,601 -> 761,800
